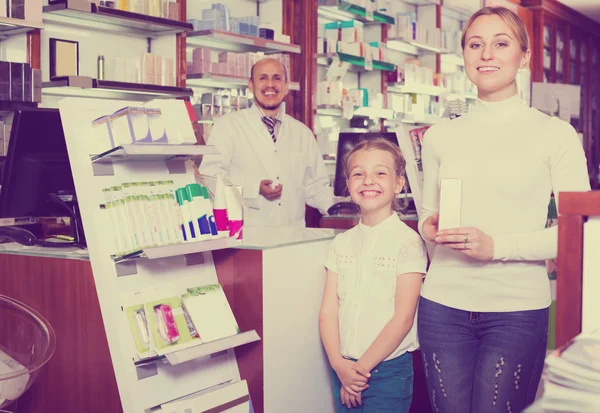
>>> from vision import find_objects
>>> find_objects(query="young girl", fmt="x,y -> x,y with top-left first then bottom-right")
417,6 -> 590,413
319,137 -> 427,412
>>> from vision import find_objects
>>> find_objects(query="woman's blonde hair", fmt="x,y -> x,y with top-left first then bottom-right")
461,6 -> 530,53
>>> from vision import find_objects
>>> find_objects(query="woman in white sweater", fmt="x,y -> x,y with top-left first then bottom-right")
417,6 -> 590,413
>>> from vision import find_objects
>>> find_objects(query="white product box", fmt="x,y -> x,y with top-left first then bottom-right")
109,107 -> 151,145
438,178 -> 462,230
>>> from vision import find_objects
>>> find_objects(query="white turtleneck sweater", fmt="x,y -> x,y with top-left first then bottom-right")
418,94 -> 590,312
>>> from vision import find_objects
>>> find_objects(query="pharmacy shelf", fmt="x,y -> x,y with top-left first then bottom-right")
187,73 -> 300,91
388,83 -> 448,96
164,330 -> 261,365
0,16 -> 44,38
317,53 -> 396,72
113,236 -> 241,263
186,29 -> 301,54
387,38 -> 445,55
316,105 -> 395,120
441,53 -> 465,66
42,76 -> 193,101
398,113 -> 442,125
91,144 -> 219,163
402,0 -> 441,5
42,3 -> 193,37
317,1 -> 395,25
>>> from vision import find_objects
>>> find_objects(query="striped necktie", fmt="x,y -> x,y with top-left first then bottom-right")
261,116 -> 278,142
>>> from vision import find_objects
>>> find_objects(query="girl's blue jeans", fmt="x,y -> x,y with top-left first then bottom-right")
330,351 -> 413,412
417,297 -> 549,413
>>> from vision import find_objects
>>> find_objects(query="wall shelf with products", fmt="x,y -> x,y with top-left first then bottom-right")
42,77 -> 193,101
42,3 -> 193,37
316,105 -> 395,120
0,16 -> 44,38
387,38 -> 445,55
441,53 -> 464,67
187,73 -> 300,91
186,29 -> 302,55
388,83 -> 447,96
316,53 -> 396,72
317,1 -> 395,25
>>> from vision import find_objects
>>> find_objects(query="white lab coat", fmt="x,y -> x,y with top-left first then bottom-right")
199,105 -> 334,227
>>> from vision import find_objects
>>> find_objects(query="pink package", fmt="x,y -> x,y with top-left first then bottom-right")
153,304 -> 180,344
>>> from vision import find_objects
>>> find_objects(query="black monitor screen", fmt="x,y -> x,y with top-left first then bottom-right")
334,132 -> 401,197
0,108 -> 75,218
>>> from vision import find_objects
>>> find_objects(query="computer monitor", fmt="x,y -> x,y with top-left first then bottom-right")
0,107 -> 77,219
333,131 -> 402,197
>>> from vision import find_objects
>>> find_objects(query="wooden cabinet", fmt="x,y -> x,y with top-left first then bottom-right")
522,0 -> 600,188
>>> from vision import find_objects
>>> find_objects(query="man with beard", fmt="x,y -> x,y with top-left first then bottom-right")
199,58 -> 334,228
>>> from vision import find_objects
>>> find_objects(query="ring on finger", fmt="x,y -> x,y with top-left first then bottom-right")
464,234 -> 469,243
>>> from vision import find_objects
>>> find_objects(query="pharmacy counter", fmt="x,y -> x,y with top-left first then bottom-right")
0,227 -> 338,413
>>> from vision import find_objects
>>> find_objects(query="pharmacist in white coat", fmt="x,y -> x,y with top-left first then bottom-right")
199,58 -> 334,227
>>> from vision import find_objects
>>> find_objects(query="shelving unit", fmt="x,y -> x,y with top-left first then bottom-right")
186,29 -> 301,54
187,73 -> 300,91
316,53 -> 396,72
156,330 -> 260,365
316,105 -> 395,120
387,38 -> 445,55
388,83 -> 447,96
112,236 -> 241,263
42,2 -> 193,37
317,1 -> 395,25
441,53 -> 465,66
91,144 -> 218,163
42,77 -> 193,101
0,101 -> 38,117
0,16 -> 44,38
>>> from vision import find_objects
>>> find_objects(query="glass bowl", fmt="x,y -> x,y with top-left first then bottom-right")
0,294 -> 56,409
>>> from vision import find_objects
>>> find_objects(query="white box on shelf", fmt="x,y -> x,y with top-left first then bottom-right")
145,99 -> 196,145
91,115 -> 115,154
109,107 -> 152,145
24,0 -> 42,23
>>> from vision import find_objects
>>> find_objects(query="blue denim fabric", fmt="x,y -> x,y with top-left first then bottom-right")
330,352 -> 414,413
417,297 -> 549,413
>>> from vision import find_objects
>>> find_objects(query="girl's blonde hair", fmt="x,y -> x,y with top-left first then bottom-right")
461,6 -> 530,53
343,136 -> 406,181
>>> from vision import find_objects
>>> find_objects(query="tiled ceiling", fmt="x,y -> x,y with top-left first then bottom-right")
558,0 -> 600,24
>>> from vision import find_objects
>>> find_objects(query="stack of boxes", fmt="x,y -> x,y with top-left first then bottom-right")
318,20 -> 391,64
91,99 -> 197,155
0,61 -> 42,104
442,30 -> 463,56
317,0 -> 392,15
187,49 -> 290,80
107,53 -> 175,87
391,11 -> 442,50
193,92 -> 250,119
187,3 -> 291,43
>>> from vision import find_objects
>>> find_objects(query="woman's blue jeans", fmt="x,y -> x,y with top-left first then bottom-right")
417,297 -> 548,413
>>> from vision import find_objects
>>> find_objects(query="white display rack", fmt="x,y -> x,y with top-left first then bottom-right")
187,73 -> 300,91
91,144 -> 218,163
388,83 -> 448,96
0,16 -> 44,38
164,330 -> 260,365
58,97 -> 244,413
113,236 -> 241,263
186,29 -> 301,55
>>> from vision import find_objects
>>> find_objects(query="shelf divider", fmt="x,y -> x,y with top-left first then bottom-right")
186,29 -> 301,54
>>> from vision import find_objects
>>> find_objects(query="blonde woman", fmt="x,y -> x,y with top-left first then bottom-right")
417,6 -> 590,413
